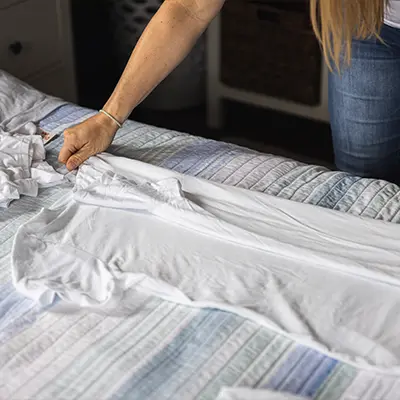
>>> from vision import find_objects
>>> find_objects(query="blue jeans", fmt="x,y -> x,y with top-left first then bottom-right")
329,24 -> 400,183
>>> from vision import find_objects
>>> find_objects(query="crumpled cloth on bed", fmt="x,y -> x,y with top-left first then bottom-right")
0,131 -> 64,207
0,70 -> 67,207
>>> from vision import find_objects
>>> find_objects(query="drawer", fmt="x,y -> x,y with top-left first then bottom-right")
0,0 -> 60,80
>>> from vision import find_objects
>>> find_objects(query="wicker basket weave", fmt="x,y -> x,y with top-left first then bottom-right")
221,0 -> 322,106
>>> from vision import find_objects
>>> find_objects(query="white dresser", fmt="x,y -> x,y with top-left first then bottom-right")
0,0 -> 77,102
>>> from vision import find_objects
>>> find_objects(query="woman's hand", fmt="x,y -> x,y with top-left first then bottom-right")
58,112 -> 119,171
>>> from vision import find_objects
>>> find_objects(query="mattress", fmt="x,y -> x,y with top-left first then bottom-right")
1,103 -> 400,399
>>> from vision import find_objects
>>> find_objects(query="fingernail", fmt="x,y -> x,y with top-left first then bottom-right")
68,162 -> 77,171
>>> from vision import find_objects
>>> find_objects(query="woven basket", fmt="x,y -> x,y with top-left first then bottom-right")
221,0 -> 322,106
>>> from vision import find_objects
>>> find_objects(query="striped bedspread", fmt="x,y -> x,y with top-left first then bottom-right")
1,104 -> 400,399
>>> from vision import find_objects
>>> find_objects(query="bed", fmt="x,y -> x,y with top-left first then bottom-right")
2,85 -> 400,399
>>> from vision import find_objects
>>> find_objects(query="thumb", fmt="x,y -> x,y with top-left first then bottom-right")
66,146 -> 93,171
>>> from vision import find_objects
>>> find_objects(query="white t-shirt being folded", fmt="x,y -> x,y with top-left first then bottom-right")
12,154 -> 400,375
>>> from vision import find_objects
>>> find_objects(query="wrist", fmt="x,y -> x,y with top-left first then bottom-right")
99,109 -> 123,129
103,90 -> 134,124
96,111 -> 120,136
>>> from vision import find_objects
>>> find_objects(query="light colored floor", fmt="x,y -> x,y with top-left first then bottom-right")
222,136 -> 335,170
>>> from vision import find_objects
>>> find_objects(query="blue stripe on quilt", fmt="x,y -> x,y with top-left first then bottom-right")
263,346 -> 338,397
115,310 -> 236,399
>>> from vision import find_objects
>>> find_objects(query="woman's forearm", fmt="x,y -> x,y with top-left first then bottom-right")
103,0 -> 224,123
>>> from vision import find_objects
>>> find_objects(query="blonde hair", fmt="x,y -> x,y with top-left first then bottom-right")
310,0 -> 387,70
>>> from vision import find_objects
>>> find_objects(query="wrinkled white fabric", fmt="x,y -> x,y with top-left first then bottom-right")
0,133 -> 63,207
12,154 -> 400,375
216,388 -> 306,400
0,69 -> 67,206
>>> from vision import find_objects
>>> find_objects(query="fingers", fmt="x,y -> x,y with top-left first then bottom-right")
58,144 -> 74,165
59,127 -> 87,171
66,146 -> 93,171
58,128 -> 76,165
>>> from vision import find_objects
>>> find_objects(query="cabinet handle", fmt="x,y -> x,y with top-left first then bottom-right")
9,41 -> 23,55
